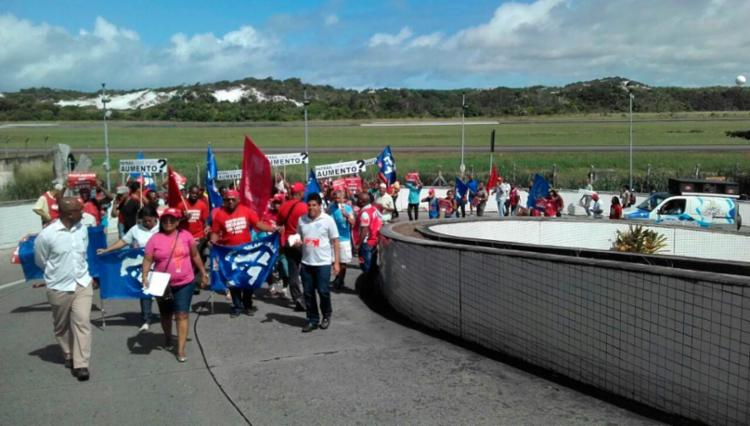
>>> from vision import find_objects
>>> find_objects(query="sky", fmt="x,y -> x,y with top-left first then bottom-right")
1,0 -> 749,92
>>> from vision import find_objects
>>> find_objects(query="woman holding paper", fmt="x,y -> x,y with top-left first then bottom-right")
97,205 -> 159,332
142,208 -> 209,362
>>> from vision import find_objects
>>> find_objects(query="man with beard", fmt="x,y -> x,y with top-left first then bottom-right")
210,190 -> 277,317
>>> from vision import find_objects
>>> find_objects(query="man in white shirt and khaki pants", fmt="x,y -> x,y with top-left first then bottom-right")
34,197 -> 94,381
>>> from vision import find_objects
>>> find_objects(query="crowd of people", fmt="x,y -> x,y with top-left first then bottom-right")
30,169 -> 636,381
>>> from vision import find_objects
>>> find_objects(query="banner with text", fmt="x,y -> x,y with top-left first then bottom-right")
266,152 -> 309,167
119,159 -> 168,174
315,160 -> 366,179
216,169 -> 242,181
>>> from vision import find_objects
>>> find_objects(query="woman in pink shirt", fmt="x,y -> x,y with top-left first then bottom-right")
142,208 -> 208,362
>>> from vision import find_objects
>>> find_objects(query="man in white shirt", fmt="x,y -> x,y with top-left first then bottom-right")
296,193 -> 340,332
34,197 -> 93,381
374,183 -> 394,222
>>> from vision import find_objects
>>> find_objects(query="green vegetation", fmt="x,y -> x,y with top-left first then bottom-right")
612,225 -> 668,254
0,161 -> 54,201
2,76 -> 750,122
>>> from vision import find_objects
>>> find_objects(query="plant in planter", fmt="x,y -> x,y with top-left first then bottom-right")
612,225 -> 668,254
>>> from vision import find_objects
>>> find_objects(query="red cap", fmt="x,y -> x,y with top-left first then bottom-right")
428,188 -> 435,195
161,208 -> 183,219
225,189 -> 240,199
291,182 -> 305,193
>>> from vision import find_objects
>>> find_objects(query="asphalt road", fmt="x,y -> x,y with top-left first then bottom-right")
0,242 -> 660,425
9,144 -> 750,155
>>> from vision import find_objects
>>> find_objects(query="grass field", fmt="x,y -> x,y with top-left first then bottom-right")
1,113 -> 749,200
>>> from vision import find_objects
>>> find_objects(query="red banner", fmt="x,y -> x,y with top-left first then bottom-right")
239,135 -> 272,215
67,172 -> 98,188
332,178 -> 347,192
344,176 -> 363,193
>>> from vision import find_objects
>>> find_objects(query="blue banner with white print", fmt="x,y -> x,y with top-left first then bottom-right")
209,233 -> 280,292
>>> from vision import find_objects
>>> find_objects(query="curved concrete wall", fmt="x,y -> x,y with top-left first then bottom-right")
380,221 -> 750,426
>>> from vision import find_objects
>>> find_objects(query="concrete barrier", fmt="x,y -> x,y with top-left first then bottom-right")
380,219 -> 750,425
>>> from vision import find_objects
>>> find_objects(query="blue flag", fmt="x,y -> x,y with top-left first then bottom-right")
304,170 -> 320,202
86,225 -> 108,278
377,145 -> 397,184
205,144 -> 223,220
209,233 -> 280,292
18,235 -> 42,281
467,179 -> 478,198
455,177 -> 469,198
130,151 -> 155,190
97,248 -> 150,299
18,226 -> 108,282
527,174 -> 551,209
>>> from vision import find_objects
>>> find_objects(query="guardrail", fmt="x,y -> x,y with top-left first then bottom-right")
380,219 -> 750,425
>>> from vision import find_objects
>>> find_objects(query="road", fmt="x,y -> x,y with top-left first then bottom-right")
9,144 -> 750,155
0,243 -> 661,425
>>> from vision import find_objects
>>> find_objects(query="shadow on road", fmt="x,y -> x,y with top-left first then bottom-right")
29,344 -> 65,366
261,312 -> 307,328
355,269 -> 699,426
126,331 -> 167,355
11,302 -> 51,313
91,311 -> 143,329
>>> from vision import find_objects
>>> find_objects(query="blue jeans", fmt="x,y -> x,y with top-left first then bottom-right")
140,297 -> 153,324
229,287 -> 254,314
300,264 -> 332,325
359,244 -> 377,275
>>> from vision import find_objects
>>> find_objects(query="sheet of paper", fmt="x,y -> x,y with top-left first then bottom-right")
143,271 -> 170,297
287,233 -> 301,247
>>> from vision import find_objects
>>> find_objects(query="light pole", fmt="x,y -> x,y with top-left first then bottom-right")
101,83 -> 111,191
624,81 -> 634,191
303,88 -> 310,177
460,93 -> 466,178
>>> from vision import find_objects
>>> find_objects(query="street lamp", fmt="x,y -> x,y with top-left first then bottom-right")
624,81 -> 634,191
101,83 -> 111,191
303,88 -> 311,177
460,93 -> 467,178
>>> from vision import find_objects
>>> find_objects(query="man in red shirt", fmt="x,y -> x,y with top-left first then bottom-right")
210,189 -> 277,317
183,185 -> 210,295
355,191 -> 383,276
32,180 -> 63,227
276,182 -> 309,312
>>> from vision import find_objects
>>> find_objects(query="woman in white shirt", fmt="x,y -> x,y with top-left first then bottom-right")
97,205 -> 159,331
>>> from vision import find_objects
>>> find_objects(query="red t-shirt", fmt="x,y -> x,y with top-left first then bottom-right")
357,204 -> 383,248
182,199 -> 209,239
211,204 -> 259,246
278,199 -> 308,236
610,204 -> 623,219
81,199 -> 101,224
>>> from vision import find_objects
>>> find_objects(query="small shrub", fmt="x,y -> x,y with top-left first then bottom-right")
612,225 -> 668,254
0,161 -> 54,201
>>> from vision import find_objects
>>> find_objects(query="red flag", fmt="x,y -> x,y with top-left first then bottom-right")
487,164 -> 499,189
167,166 -> 187,209
239,135 -> 272,214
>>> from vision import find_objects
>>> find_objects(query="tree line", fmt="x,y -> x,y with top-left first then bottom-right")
1,77 -> 750,122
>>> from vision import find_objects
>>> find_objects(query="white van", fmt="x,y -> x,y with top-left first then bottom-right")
622,179 -> 742,229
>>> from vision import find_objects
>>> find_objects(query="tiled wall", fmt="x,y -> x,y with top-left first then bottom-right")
380,225 -> 750,425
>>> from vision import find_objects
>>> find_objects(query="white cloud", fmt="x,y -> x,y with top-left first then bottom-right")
0,14 -> 277,91
337,0 -> 750,88
325,14 -> 339,27
368,27 -> 413,47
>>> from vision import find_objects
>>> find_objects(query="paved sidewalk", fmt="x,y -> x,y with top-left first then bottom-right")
0,249 -> 659,425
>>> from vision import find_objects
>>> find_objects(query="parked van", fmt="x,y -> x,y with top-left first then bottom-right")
622,178 -> 742,229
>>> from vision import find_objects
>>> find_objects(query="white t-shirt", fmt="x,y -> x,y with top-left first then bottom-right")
122,223 -> 159,248
298,212 -> 339,266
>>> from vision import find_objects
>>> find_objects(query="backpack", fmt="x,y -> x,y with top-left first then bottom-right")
629,193 -> 636,206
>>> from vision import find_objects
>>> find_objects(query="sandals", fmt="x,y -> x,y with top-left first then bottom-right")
176,353 -> 187,363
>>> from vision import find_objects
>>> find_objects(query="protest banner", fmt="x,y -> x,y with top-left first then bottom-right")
315,160 -> 366,179
67,172 -> 98,188
332,178 -> 347,191
119,159 -> 168,174
216,169 -> 242,181
344,176 -> 363,192
266,152 -> 309,167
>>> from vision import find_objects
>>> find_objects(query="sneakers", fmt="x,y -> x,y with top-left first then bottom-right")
301,323 -> 318,333
230,311 -> 241,318
164,337 -> 174,351
320,317 -> 331,330
139,323 -> 150,332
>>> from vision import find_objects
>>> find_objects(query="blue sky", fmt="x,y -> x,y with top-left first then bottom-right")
1,0 -> 748,92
